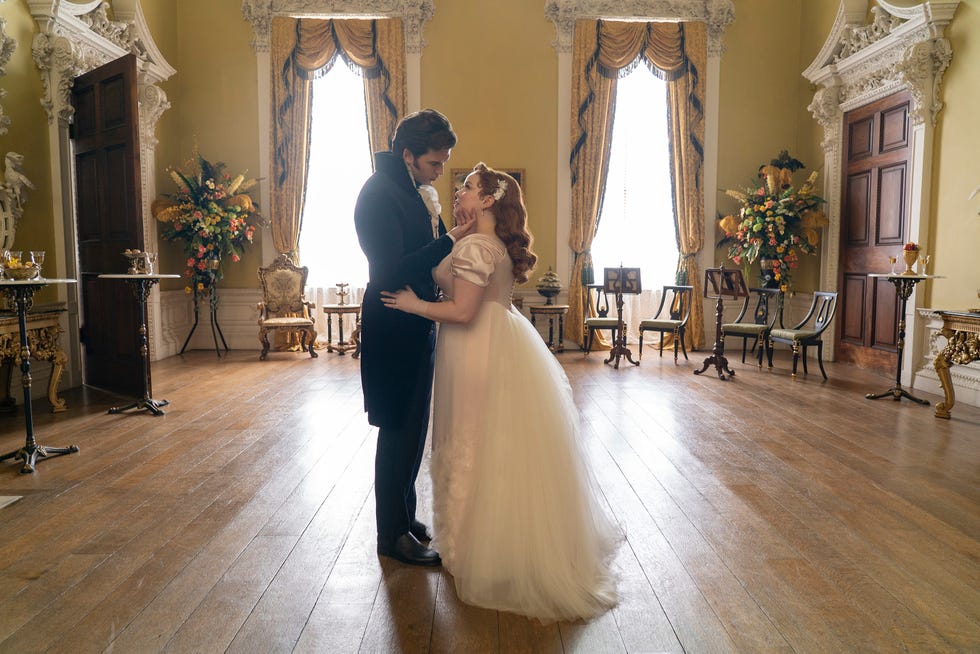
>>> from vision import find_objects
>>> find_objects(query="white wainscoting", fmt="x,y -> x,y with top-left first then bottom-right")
157,288 -> 264,358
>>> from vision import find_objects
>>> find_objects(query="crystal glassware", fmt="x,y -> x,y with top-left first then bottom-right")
917,253 -> 930,274
887,255 -> 898,275
30,250 -> 45,267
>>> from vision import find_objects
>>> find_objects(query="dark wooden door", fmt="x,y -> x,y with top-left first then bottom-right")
836,91 -> 911,373
71,54 -> 144,394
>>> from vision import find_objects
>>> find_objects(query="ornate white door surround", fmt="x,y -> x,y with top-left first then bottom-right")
803,0 -> 959,386
28,0 -> 174,381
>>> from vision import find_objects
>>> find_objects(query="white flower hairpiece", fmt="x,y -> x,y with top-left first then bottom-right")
492,179 -> 508,201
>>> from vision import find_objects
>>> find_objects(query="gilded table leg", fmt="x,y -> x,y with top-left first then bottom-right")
46,350 -> 68,412
933,327 -> 956,419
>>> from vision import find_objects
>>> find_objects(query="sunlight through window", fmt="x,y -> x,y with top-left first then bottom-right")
300,62 -> 372,290
591,66 -> 677,287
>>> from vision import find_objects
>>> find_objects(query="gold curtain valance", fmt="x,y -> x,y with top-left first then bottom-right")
595,21 -> 687,80
293,19 -> 387,78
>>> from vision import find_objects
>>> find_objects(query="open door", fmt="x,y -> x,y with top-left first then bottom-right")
71,54 -> 144,395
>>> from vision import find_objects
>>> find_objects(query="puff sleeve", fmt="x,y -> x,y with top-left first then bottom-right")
451,235 -> 504,287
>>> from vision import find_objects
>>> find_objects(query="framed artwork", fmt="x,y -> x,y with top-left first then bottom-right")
450,167 -> 525,199
603,266 -> 642,295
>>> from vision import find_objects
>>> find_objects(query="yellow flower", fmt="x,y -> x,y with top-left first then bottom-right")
184,286 -> 192,294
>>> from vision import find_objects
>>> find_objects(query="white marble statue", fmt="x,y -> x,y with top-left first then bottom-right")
0,152 -> 34,250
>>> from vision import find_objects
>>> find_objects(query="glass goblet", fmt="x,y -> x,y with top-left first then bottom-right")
30,251 -> 46,267
5,250 -> 22,267
887,255 -> 898,275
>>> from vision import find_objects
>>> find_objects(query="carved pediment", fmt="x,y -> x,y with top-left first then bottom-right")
28,0 -> 175,125
543,0 -> 735,54
241,0 -> 435,53
804,0 -> 959,127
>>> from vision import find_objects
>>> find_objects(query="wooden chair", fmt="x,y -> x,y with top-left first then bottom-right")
767,291 -> 838,379
721,287 -> 781,366
256,254 -> 318,360
583,283 -> 619,354
638,285 -> 693,362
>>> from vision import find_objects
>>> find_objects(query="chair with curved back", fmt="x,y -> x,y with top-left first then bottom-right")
638,285 -> 694,362
767,291 -> 838,379
583,283 -> 619,354
256,254 -> 318,360
721,287 -> 782,366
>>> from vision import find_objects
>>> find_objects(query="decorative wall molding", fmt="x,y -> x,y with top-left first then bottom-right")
804,0 -> 957,127
0,1 -> 14,136
241,0 -> 435,53
543,0 -> 735,54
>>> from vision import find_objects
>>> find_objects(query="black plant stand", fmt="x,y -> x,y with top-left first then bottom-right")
99,273 -> 180,416
0,278 -> 79,473
865,273 -> 940,405
179,285 -> 229,357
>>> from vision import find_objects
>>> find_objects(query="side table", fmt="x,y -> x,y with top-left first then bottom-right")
866,273 -> 942,404
322,304 -> 361,357
529,304 -> 569,353
99,274 -> 181,416
0,278 -> 79,473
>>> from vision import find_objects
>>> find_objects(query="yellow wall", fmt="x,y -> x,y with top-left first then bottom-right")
1,2 -> 57,300
423,0 -> 559,282
928,0 -> 980,309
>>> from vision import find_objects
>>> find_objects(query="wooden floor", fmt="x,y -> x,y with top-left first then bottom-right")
0,345 -> 977,653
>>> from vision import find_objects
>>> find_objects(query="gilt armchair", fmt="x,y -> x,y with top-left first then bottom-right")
256,254 -> 318,360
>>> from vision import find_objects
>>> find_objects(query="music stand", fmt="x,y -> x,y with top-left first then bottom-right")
694,266 -> 749,380
603,266 -> 642,369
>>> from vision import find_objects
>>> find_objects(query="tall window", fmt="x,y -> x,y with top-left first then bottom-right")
591,65 -> 677,285
299,62 -> 372,291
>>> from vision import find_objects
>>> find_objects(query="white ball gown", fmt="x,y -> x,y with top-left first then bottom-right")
430,233 -> 619,622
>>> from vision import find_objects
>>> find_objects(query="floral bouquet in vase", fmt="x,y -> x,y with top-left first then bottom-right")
718,151 -> 828,291
152,152 -> 267,295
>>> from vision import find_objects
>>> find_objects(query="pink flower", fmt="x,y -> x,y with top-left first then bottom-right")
231,254 -> 240,262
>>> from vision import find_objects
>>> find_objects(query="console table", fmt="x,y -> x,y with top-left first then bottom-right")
99,274 -> 180,415
0,304 -> 69,413
0,278 -> 79,473
866,273 -> 942,405
933,310 -> 980,419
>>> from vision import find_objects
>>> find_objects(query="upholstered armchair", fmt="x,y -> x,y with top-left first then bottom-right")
256,254 -> 318,360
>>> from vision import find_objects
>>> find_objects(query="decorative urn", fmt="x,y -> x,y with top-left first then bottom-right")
536,267 -> 562,305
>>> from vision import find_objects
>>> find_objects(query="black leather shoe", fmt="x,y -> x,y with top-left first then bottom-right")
410,519 -> 433,542
377,533 -> 442,567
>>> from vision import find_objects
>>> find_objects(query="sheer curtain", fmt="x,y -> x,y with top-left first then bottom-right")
590,65 -> 677,343
299,63 -> 372,343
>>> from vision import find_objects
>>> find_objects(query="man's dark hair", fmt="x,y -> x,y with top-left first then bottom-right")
391,108 -> 457,157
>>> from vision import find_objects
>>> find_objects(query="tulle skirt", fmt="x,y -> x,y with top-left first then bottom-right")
431,301 -> 619,622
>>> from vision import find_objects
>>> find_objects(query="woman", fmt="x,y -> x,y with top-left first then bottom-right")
381,163 -> 619,622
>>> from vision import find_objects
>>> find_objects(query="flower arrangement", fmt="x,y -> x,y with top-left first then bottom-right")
152,152 -> 266,294
718,151 -> 828,290
903,242 -> 919,251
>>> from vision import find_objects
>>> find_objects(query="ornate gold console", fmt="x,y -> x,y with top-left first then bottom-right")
0,304 -> 69,413
934,310 -> 980,419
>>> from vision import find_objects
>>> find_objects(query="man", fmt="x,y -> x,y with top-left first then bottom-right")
354,109 -> 475,566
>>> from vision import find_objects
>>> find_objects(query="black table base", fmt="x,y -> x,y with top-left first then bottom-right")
695,296 -> 736,380
0,281 -> 79,473
866,276 -> 929,405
